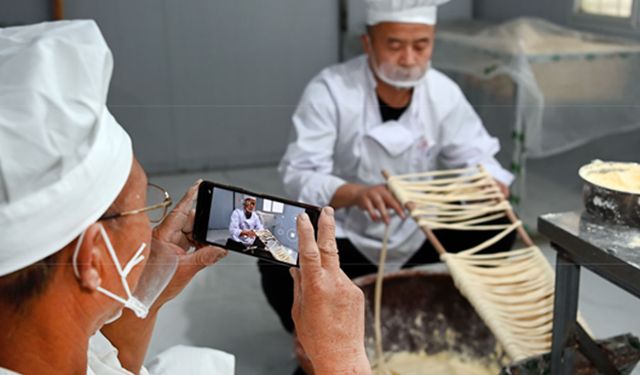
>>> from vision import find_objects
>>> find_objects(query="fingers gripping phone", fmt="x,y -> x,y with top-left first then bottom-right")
193,181 -> 321,267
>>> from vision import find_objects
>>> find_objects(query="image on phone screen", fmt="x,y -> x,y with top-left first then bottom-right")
195,183 -> 318,267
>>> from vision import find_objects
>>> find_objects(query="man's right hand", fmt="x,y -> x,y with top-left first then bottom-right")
355,184 -> 405,224
240,230 -> 256,238
290,207 -> 371,374
330,183 -> 405,225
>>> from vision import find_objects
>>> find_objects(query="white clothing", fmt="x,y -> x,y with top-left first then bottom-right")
88,332 -> 235,375
229,209 -> 264,246
279,55 -> 513,269
88,332 -> 148,375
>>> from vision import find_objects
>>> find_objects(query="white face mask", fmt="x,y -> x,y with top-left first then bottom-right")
368,40 -> 429,89
73,224 -> 178,320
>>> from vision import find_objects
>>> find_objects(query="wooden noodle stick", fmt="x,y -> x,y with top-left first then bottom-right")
382,170 -> 447,257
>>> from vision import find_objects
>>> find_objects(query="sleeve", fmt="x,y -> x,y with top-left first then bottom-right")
87,331 -> 145,375
228,211 -> 241,238
438,90 -> 514,186
278,78 -> 346,206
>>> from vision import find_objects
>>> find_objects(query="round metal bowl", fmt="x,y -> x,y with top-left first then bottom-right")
353,268 -> 506,367
579,161 -> 640,227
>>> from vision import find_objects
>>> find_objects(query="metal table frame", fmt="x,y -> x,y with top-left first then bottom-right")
538,211 -> 640,375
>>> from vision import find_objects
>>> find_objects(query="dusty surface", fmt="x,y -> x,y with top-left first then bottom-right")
375,351 -> 500,375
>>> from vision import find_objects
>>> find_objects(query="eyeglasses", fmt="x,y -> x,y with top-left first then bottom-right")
100,183 -> 173,223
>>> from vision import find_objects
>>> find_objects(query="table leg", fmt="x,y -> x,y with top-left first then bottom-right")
551,249 -> 581,375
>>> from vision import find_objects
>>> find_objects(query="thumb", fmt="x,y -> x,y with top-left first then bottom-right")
180,246 -> 227,275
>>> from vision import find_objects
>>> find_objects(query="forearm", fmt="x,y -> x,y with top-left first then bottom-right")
329,183 -> 366,209
100,307 -> 160,374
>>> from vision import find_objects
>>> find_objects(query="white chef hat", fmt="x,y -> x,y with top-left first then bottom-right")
0,20 -> 133,277
366,0 -> 450,26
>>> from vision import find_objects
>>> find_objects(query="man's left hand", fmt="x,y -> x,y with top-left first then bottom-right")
494,179 -> 510,199
151,180 -> 227,308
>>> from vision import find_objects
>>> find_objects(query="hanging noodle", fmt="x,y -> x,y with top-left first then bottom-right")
384,165 -> 590,363
374,225 -> 391,375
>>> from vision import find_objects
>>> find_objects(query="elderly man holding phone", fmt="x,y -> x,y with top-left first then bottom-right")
0,20 -> 369,375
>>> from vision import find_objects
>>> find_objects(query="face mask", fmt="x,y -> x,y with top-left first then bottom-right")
368,40 -> 429,89
73,224 -> 178,320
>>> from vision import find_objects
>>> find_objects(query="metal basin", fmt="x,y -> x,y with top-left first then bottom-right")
579,161 -> 640,227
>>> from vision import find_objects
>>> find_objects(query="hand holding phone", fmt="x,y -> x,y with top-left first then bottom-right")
291,208 -> 370,373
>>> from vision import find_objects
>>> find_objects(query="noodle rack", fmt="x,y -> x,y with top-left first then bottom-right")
384,165 -> 590,362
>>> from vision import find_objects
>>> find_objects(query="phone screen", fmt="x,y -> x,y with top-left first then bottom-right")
194,181 -> 320,267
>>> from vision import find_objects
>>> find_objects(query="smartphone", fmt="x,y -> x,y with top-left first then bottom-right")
193,181 -> 321,267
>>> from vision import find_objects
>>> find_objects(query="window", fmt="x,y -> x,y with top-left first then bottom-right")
578,0 -> 633,18
262,199 -> 284,214
572,0 -> 639,33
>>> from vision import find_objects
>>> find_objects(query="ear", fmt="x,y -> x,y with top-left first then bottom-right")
75,223 -> 104,292
361,34 -> 371,55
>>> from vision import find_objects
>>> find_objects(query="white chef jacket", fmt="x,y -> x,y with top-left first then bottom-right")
279,55 -> 513,269
228,209 -> 264,246
88,332 -> 235,375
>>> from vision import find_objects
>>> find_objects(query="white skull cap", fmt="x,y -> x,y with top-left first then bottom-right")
0,20 -> 133,277
365,0 -> 450,26
244,196 -> 257,202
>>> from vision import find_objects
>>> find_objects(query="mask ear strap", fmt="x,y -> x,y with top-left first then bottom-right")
72,223 -> 151,319
96,224 -> 138,299
122,243 -> 147,277
99,225 -> 127,276
96,285 -> 129,306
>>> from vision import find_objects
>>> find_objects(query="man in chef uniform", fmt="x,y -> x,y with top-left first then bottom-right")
259,0 -> 516,333
0,20 -> 371,375
226,196 -> 265,250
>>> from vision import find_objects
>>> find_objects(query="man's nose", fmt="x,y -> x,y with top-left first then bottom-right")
399,46 -> 417,66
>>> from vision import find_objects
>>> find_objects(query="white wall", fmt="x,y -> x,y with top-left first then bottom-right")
66,0 -> 340,173
1,0 -> 339,173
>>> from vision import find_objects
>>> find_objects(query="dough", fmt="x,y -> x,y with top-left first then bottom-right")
580,160 -> 640,194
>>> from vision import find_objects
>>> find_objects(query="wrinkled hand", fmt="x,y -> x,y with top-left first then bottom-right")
290,207 -> 371,374
151,180 -> 227,308
240,230 -> 257,238
355,184 -> 405,224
